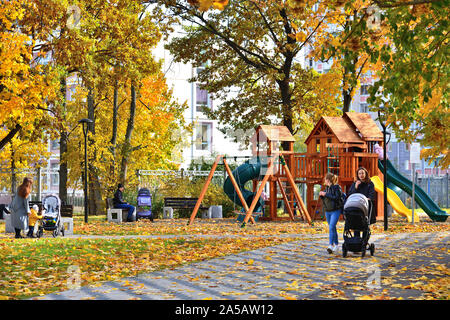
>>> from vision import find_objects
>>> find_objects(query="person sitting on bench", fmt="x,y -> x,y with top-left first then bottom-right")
113,183 -> 135,222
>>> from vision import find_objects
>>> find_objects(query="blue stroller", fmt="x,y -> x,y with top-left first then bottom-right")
136,188 -> 153,221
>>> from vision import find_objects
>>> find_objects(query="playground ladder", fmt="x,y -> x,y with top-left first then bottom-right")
327,144 -> 340,175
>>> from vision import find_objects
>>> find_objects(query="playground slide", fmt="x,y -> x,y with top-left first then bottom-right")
223,159 -> 265,213
378,159 -> 449,222
371,176 -> 420,223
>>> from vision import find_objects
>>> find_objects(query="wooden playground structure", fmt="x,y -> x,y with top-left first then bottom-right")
189,113 -> 384,225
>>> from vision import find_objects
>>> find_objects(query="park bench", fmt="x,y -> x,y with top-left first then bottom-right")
105,198 -> 134,223
163,197 -> 209,219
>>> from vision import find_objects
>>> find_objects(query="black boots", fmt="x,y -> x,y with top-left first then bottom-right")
15,228 -> 24,239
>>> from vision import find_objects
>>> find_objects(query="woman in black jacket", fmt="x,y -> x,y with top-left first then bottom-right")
347,167 -> 375,201
319,172 -> 344,254
347,167 -> 376,235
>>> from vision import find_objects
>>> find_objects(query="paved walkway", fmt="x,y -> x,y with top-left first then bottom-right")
35,231 -> 449,300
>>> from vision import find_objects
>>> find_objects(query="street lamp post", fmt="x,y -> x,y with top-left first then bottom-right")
79,118 -> 93,223
377,107 -> 390,231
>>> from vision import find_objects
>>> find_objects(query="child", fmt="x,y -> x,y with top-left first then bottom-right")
27,204 -> 42,238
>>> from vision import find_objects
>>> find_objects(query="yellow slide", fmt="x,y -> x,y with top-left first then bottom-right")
371,176 -> 420,223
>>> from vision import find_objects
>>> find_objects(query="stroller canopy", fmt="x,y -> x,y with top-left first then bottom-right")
344,193 -> 369,216
43,194 -> 61,215
138,188 -> 150,196
137,188 -> 151,206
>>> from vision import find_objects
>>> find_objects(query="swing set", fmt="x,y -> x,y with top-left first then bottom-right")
188,125 -> 312,227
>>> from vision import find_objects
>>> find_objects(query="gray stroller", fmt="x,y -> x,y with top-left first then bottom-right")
37,194 -> 64,238
342,193 -> 375,257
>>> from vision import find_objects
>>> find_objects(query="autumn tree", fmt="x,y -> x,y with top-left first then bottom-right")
305,0 -> 388,113
10,0 -> 187,214
0,0 -> 60,191
364,0 -> 449,167
156,0 -> 342,150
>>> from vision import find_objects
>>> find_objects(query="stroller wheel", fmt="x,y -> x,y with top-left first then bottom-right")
361,246 -> 366,257
369,243 -> 375,256
53,229 -> 59,238
61,225 -> 65,237
342,244 -> 347,257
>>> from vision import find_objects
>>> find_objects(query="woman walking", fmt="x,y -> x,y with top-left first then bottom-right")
347,167 -> 376,232
347,167 -> 375,201
319,173 -> 343,254
10,177 -> 33,239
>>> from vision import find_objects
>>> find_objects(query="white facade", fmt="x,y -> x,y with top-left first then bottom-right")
153,30 -> 252,169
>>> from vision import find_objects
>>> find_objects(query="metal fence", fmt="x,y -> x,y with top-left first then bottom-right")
398,174 -> 449,209
1,167 -> 448,209
0,168 -> 83,206
137,169 -> 227,190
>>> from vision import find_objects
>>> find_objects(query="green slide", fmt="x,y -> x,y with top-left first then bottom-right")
223,158 -> 265,213
378,159 -> 448,222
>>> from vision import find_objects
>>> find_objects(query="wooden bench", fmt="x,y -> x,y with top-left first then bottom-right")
163,197 -> 209,219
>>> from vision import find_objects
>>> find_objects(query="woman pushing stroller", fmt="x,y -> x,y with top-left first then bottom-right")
347,167 -> 376,235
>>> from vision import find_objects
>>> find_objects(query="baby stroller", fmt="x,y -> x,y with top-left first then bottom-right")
36,194 -> 64,238
136,188 -> 153,221
342,193 -> 375,257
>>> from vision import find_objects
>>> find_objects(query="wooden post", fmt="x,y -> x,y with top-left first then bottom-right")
223,158 -> 255,224
188,155 -> 222,225
281,156 -> 312,224
270,178 -> 277,219
276,178 -> 295,221
241,160 -> 274,225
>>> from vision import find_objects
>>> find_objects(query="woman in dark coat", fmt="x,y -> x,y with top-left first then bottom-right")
347,167 -> 375,201
319,172 -> 344,254
9,177 -> 33,238
347,167 -> 376,234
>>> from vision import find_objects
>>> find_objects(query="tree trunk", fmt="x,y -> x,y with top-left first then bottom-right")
10,143 -> 16,194
109,80 -> 119,190
343,89 -> 352,113
277,78 -> 294,152
120,83 -> 137,185
59,131 -> 68,204
86,88 -> 104,215
0,124 -> 21,151
59,77 -> 68,204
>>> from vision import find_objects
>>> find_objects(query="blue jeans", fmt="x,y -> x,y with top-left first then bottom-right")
325,209 -> 341,246
114,204 -> 135,221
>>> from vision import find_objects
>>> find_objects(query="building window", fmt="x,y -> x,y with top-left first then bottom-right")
360,85 -> 370,95
360,103 -> 369,113
196,84 -> 210,112
316,139 -> 320,153
195,123 -> 212,151
51,139 -> 59,150
51,163 -> 59,186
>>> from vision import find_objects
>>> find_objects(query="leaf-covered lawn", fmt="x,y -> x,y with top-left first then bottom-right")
0,215 -> 448,300
0,236 -> 297,300
70,214 -> 450,236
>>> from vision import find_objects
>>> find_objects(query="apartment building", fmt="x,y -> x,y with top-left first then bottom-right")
153,30 -> 252,169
